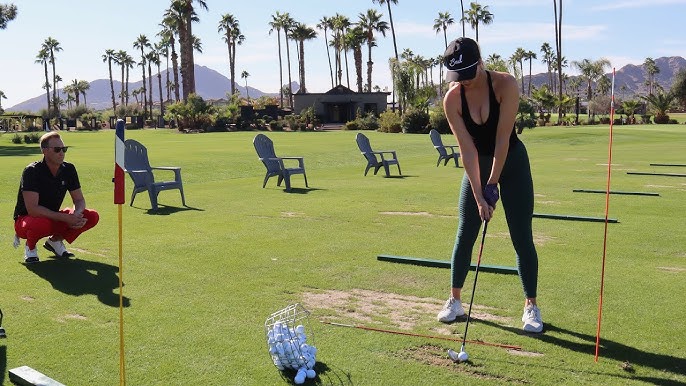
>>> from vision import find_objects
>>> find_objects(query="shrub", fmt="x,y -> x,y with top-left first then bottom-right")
378,110 -> 402,133
11,134 -> 22,144
401,108 -> 430,134
23,133 -> 41,144
653,114 -> 670,124
429,105 -> 450,134
343,120 -> 360,131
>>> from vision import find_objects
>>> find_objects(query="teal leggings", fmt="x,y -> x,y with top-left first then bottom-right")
451,140 -> 538,298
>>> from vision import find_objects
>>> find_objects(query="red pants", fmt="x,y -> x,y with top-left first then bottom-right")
14,208 -> 99,249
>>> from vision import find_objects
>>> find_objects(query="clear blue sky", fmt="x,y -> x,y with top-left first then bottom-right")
2,0 -> 685,108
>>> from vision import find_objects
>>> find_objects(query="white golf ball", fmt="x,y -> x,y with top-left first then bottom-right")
295,325 -> 305,334
306,369 -> 316,378
294,373 -> 305,385
458,351 -> 469,362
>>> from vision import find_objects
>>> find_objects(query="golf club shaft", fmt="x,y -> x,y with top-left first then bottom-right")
461,219 -> 489,349
320,319 -> 520,351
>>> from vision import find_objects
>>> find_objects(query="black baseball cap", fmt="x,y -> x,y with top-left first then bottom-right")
444,37 -> 481,82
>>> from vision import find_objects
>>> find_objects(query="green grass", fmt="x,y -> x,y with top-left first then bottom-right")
1,125 -> 685,385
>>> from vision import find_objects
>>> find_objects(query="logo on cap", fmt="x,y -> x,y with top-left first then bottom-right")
448,55 -> 463,68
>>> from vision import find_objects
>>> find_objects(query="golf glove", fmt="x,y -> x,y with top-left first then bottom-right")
483,183 -> 499,207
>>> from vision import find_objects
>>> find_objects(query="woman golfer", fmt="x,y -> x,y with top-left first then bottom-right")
437,37 -> 543,333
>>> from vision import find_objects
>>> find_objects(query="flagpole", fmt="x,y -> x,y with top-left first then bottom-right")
595,68 -> 616,362
114,119 -> 126,385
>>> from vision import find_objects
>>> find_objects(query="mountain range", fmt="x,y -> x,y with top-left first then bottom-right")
524,56 -> 685,98
7,65 -> 278,113
7,57 -> 686,113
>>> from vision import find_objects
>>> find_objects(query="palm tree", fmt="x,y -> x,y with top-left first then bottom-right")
345,26 -> 367,93
524,50 -> 537,97
290,23 -> 317,94
512,47 -> 526,91
269,12 -> 287,107
114,50 -> 128,107
121,53 -> 136,106
0,90 -> 6,111
358,9 -> 388,93
35,48 -> 51,112
571,58 -> 611,105
151,46 -> 164,118
540,42 -> 554,91
145,50 -> 157,117
459,0 -> 466,37
161,9 -> 182,102
157,27 -> 173,103
0,4 -> 17,29
172,0 -> 208,100
433,11 -> 454,48
330,13 -> 350,87
42,37 -> 62,115
133,34 -> 150,117
372,0 -> 400,113
621,100 -> 640,123
241,70 -> 250,103
317,16 -> 335,89
643,57 -> 660,95
218,13 -> 245,96
553,0 -> 563,124
76,80 -> 90,108
280,13 -> 296,108
102,49 -> 118,113
462,2 -> 493,42
640,92 -> 675,123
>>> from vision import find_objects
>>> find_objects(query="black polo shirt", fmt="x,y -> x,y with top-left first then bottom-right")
13,159 -> 81,220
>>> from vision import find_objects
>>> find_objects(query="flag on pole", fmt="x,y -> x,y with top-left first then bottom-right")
114,119 -> 125,204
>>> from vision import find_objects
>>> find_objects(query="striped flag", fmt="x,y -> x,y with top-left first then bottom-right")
114,119 -> 125,204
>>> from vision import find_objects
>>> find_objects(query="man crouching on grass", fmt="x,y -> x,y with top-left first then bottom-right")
13,131 -> 99,263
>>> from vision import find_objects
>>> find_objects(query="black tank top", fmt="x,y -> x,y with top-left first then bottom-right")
460,71 -> 519,156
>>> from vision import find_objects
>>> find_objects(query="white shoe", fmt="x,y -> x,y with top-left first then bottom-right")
24,246 -> 39,264
522,305 -> 543,333
43,238 -> 74,258
437,298 -> 465,323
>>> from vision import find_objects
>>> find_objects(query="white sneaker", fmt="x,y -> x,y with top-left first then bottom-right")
437,298 -> 465,323
43,238 -> 75,258
522,305 -> 543,333
24,246 -> 39,264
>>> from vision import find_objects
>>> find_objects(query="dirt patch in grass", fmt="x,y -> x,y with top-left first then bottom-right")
399,344 -> 529,383
645,184 -> 674,188
507,349 -> 544,357
281,211 -> 304,218
21,295 -> 35,302
302,289 -> 512,331
70,247 -> 107,258
490,231 -> 556,246
56,313 -> 87,323
379,211 -> 453,218
657,266 -> 685,272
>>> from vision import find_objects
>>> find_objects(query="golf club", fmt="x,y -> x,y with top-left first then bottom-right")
0,308 -> 6,338
458,219 -> 489,362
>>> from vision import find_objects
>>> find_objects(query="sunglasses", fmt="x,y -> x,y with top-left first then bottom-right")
49,147 -> 69,153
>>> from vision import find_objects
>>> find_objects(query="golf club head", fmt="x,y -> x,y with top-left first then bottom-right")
0,327 -> 6,339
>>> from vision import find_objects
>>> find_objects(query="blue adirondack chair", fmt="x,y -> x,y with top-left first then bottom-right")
430,129 -> 460,167
355,132 -> 402,177
124,139 -> 186,210
253,134 -> 308,191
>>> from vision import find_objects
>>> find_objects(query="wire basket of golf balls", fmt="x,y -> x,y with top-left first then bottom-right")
265,303 -> 317,384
